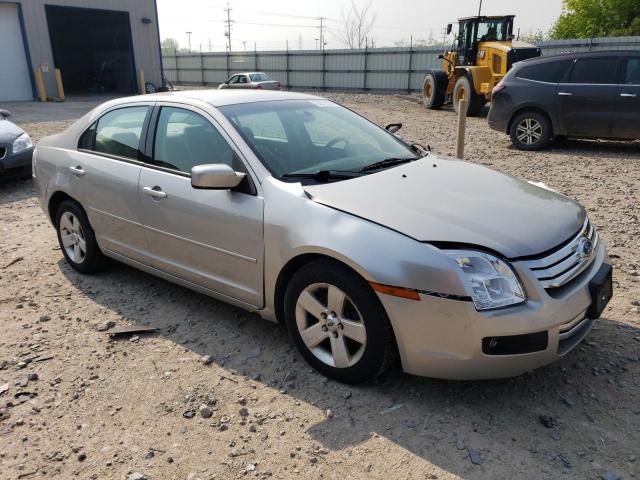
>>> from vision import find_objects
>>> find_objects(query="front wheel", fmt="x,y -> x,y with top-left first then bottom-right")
509,111 -> 552,150
284,260 -> 397,383
453,76 -> 485,117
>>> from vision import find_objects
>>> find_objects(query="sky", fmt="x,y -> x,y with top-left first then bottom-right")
156,0 -> 565,52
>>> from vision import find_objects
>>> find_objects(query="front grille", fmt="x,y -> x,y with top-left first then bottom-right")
0,146 -> 6,160
557,310 -> 594,355
523,218 -> 598,289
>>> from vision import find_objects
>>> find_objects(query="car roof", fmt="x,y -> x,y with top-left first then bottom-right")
235,72 -> 267,76
104,89 -> 323,108
516,49 -> 640,66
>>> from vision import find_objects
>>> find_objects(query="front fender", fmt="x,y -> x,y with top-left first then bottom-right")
261,178 -> 468,319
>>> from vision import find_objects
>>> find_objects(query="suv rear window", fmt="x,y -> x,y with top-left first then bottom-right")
568,57 -> 619,84
516,60 -> 572,83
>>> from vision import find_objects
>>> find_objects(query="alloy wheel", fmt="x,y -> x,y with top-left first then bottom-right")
59,211 -> 87,264
516,118 -> 543,145
295,283 -> 367,368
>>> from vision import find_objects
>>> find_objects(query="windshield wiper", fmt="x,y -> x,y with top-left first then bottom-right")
281,170 -> 364,182
359,157 -> 418,172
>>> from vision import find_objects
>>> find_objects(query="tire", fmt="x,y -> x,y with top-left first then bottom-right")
422,72 -> 445,110
145,82 -> 157,94
509,111 -> 552,151
284,260 -> 397,383
453,75 -> 485,117
55,199 -> 106,274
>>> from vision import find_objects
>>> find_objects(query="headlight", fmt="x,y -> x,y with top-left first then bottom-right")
13,133 -> 34,154
445,250 -> 526,310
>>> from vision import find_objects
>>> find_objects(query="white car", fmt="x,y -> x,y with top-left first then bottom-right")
33,90 -> 612,383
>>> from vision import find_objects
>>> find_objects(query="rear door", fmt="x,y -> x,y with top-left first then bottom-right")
73,104 -> 153,264
137,104 -> 264,307
612,57 -> 640,139
555,56 -> 621,137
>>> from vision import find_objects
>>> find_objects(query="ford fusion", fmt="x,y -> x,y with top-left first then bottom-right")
33,90 -> 612,383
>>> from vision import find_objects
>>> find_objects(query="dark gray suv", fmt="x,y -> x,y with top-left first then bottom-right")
488,51 -> 640,150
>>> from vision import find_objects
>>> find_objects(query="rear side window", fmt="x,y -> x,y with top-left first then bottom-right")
567,58 -> 619,84
625,58 -> 640,84
516,60 -> 572,83
78,122 -> 96,150
94,106 -> 149,160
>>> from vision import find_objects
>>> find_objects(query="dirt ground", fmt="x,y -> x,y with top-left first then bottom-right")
1,92 -> 639,480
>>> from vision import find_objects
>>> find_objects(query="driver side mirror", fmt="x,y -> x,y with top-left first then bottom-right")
446,23 -> 453,35
385,123 -> 402,134
0,109 -> 10,119
191,164 -> 246,190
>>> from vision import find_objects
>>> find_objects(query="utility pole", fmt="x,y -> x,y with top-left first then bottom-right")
242,41 -> 247,51
315,38 -> 319,50
478,0 -> 483,16
186,31 -> 192,52
224,3 -> 232,53
318,17 -> 325,50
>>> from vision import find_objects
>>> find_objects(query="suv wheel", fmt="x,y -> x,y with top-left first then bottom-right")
509,111 -> 552,150
284,260 -> 397,383
55,199 -> 106,274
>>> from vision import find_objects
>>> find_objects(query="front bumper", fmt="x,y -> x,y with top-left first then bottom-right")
378,242 -> 608,380
0,147 -> 34,172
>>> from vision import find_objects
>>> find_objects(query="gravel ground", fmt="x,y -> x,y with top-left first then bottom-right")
1,92 -> 639,480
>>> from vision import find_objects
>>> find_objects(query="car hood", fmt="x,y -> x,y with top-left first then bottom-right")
304,157 -> 586,258
0,119 -> 24,143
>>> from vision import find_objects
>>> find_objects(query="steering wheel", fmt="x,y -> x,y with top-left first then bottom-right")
325,136 -> 350,148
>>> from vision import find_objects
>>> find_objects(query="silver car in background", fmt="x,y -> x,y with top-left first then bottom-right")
1,109 -> 35,175
33,90 -> 612,383
218,72 -> 282,90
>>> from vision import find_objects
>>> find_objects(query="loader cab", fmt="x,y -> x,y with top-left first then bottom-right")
455,15 -> 514,65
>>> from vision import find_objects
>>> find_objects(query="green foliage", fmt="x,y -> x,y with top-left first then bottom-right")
551,0 -> 640,38
161,38 -> 180,54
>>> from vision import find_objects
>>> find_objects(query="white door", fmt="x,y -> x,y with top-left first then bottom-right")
0,3 -> 33,101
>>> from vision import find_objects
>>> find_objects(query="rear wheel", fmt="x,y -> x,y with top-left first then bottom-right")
55,199 -> 106,274
509,111 -> 552,150
284,260 -> 397,383
422,72 -> 445,109
453,75 -> 485,117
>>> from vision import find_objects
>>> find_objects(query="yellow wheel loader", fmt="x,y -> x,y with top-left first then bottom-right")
423,15 -> 541,116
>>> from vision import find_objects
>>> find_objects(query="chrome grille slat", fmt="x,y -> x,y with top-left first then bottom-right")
523,218 -> 598,289
524,218 -> 589,269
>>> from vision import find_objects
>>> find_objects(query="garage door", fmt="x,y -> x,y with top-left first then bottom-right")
0,3 -> 33,101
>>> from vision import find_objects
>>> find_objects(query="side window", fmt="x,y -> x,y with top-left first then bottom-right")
239,75 -> 248,84
625,58 -> 640,85
228,75 -> 239,84
153,107 -> 240,174
94,106 -> 149,160
567,57 -> 619,84
78,122 -> 96,150
517,60 -> 572,83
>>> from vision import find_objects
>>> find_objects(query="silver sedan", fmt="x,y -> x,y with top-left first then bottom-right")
33,90 -> 612,383
218,72 -> 282,90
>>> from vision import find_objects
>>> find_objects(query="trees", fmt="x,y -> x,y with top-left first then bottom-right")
161,38 -> 180,55
551,0 -> 640,38
336,0 -> 376,49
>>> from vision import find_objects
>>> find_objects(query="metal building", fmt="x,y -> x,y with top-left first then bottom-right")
0,0 -> 163,101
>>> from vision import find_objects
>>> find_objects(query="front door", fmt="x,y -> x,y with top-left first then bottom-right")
612,57 -> 640,140
138,105 -> 264,307
555,56 -> 621,137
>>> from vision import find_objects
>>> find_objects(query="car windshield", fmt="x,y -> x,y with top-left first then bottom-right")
218,99 -> 417,180
249,73 -> 271,82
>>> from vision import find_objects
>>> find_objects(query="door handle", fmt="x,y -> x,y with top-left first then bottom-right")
557,92 -> 573,96
69,166 -> 85,176
143,186 -> 167,199
620,93 -> 637,97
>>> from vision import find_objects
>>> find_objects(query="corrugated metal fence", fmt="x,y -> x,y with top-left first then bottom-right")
162,36 -> 640,93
